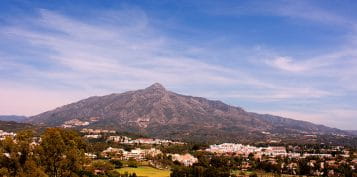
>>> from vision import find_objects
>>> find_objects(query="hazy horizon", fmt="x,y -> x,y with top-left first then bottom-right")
1,0 -> 356,129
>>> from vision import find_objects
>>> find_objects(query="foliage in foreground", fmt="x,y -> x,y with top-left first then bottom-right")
0,128 -> 88,177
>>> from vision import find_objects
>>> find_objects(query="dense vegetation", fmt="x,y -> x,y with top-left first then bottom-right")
170,153 -> 233,177
0,128 -> 137,177
1,128 -> 356,177
0,121 -> 37,133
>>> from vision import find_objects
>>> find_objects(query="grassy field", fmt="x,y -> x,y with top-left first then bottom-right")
117,166 -> 170,177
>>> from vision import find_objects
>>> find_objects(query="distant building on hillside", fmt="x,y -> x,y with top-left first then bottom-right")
170,153 -> 198,166
206,143 -> 260,155
0,130 -> 16,140
61,119 -> 89,128
85,153 -> 97,159
263,146 -> 287,156
101,147 -> 162,161
81,128 -> 116,134
84,134 -> 102,139
115,137 -> 185,145
107,135 -> 131,143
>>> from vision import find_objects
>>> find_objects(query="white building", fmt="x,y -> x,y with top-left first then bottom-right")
0,130 -> 16,140
206,143 -> 260,155
171,153 -> 198,166
85,153 -> 97,159
263,146 -> 287,156
84,134 -> 102,139
107,136 -> 131,143
101,147 -> 162,161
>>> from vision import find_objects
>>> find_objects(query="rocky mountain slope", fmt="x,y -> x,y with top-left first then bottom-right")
28,83 -> 349,143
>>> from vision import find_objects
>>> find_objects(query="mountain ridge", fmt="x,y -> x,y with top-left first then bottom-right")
0,120 -> 35,132
0,115 -> 27,122
27,83 -> 351,143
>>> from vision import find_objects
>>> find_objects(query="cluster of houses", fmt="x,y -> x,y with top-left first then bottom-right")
205,143 -> 338,158
61,117 -> 100,128
101,147 -> 162,161
272,156 -> 356,176
0,130 -> 16,140
100,147 -> 198,166
206,143 -> 260,155
206,143 -> 356,175
61,119 -> 90,128
107,136 -> 185,145
107,135 -> 131,143
81,128 -> 116,134
80,130 -> 185,145
206,143 -> 289,157
80,129 -> 117,139
80,129 -> 116,139
84,134 -> 102,139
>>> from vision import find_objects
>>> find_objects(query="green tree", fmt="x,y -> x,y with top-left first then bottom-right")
110,159 -> 123,168
38,128 -> 87,177
127,159 -> 138,168
0,130 -> 47,177
92,160 -> 114,173
249,172 -> 258,177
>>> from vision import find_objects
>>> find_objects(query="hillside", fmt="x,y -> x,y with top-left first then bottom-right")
0,120 -> 36,132
346,130 -> 357,136
28,83 -> 351,144
0,115 -> 27,122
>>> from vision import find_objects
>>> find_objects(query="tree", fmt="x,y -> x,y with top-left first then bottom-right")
18,160 -> 48,177
38,128 -> 87,177
0,128 -> 94,177
110,159 -> 123,168
92,160 -> 114,172
249,172 -> 258,177
106,170 -> 121,177
127,159 -> 138,168
297,159 -> 311,175
0,130 -> 47,177
0,136 -> 21,176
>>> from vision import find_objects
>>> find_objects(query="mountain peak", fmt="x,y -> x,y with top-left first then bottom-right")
145,83 -> 166,91
28,83 -> 347,144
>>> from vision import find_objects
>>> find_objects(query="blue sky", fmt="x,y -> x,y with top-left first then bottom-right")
0,0 -> 356,129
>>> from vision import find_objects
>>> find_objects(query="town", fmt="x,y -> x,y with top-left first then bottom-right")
1,128 -> 356,177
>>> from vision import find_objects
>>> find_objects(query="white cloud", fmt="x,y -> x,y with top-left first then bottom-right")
0,9 -> 356,130
1,9 -> 281,90
267,57 -> 309,72
0,9 -> 285,115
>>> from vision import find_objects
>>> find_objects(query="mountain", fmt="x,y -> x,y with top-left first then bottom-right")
346,130 -> 357,136
28,83 -> 351,144
0,120 -> 35,132
0,115 -> 27,122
